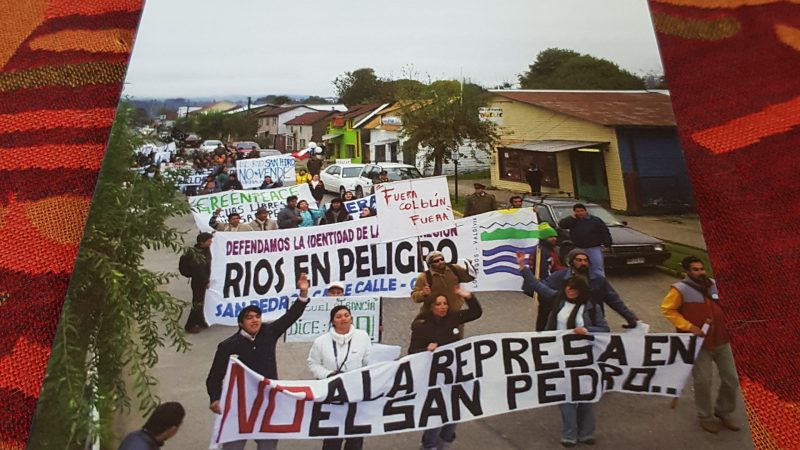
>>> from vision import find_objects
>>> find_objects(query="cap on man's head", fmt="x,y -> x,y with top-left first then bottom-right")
474,182 -> 486,189
196,232 -> 213,244
327,281 -> 345,292
426,251 -> 445,266
566,248 -> 589,265
237,305 -> 262,324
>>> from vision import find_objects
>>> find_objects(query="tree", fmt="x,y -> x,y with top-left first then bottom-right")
195,111 -> 225,140
301,95 -> 330,104
333,68 -> 390,106
519,48 -> 645,90
28,99 -> 191,449
223,112 -> 259,141
397,80 -> 499,175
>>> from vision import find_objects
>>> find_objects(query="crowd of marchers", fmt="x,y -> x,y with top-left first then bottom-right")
124,168 -> 741,449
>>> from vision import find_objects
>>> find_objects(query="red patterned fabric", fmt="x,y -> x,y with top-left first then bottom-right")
0,1 -> 144,448
650,1 -> 800,448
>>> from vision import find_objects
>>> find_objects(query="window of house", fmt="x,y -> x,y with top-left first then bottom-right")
346,144 -> 355,158
498,148 -> 559,188
375,144 -> 386,163
390,143 -> 399,162
300,139 -> 306,148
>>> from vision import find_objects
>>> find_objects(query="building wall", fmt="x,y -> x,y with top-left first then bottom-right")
326,121 -> 362,163
487,97 -> 627,211
417,141 -> 492,176
616,128 -> 694,211
277,107 -> 315,135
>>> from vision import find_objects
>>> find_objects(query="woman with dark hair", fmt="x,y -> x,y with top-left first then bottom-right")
543,275 -> 609,447
359,207 -> 376,218
408,287 -> 483,450
307,305 -> 372,450
319,198 -> 352,225
297,200 -> 325,227
309,174 -> 326,206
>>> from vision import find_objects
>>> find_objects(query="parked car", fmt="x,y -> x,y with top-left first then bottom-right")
183,134 -> 201,148
522,197 -> 671,269
359,162 -> 424,197
233,141 -> 261,155
319,163 -> 367,197
200,139 -> 225,152
258,149 -> 282,157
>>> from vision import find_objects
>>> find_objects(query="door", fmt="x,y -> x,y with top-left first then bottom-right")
571,149 -> 610,204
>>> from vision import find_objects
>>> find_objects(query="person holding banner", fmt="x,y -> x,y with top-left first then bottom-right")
411,251 -> 475,315
205,274 -> 312,450
278,196 -> 304,229
518,249 -> 639,331
259,175 -> 283,189
542,275 -> 608,447
246,206 -> 278,231
209,210 -> 254,232
307,304 -> 372,450
408,286 -> 483,450
297,200 -> 326,227
661,256 -> 740,434
319,198 -> 352,225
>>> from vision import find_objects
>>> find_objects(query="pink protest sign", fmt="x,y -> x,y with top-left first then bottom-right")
373,176 -> 454,240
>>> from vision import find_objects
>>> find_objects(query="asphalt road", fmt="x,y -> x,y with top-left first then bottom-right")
113,212 -> 753,450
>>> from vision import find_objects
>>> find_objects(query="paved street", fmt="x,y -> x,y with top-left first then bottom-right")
114,212 -> 752,449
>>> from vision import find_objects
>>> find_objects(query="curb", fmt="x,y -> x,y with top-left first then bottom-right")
655,264 -> 682,279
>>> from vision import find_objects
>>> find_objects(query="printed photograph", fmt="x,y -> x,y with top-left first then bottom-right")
25,1 -> 755,449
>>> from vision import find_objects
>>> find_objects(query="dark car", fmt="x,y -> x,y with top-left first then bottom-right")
522,197 -> 671,269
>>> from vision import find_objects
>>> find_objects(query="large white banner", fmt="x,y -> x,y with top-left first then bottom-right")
189,185 -> 318,232
204,209 -> 539,326
373,176 -> 454,240
284,296 -> 381,343
210,330 -> 700,445
236,155 -> 296,189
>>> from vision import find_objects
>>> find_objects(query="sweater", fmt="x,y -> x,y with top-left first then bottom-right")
408,294 -> 483,353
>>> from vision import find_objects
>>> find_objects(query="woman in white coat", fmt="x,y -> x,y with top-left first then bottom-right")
307,305 -> 372,450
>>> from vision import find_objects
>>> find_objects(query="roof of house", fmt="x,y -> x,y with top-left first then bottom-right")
341,103 -> 385,120
490,90 -> 676,127
191,101 -> 241,115
255,105 -> 307,117
285,111 -> 336,126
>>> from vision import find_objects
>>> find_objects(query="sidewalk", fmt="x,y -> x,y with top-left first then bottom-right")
446,176 -> 707,250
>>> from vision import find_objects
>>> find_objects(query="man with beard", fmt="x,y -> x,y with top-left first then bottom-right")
517,248 -> 639,331
319,198 -> 352,225
661,256 -> 740,434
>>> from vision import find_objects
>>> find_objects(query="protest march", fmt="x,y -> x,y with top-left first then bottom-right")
168,154 -> 742,449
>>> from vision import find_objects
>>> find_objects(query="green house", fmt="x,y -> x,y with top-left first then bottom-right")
322,103 -> 389,163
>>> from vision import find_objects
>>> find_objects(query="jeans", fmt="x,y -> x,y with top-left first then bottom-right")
222,439 -> 277,450
322,437 -> 363,450
559,402 -> 595,443
583,246 -> 605,279
693,343 -> 739,419
421,424 -> 456,449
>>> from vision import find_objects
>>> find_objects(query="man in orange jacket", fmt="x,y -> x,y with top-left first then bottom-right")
661,256 -> 740,434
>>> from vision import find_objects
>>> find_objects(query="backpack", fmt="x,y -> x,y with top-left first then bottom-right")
178,251 -> 193,278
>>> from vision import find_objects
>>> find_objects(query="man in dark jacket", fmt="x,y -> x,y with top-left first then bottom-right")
118,402 -> 185,450
306,155 -> 323,176
525,163 -> 544,196
184,232 -> 213,333
319,197 -> 352,225
206,274 -> 311,450
517,248 -> 639,330
557,203 -> 612,279
277,195 -> 303,229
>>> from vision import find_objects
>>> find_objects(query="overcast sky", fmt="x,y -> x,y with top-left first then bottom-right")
123,0 -> 664,99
